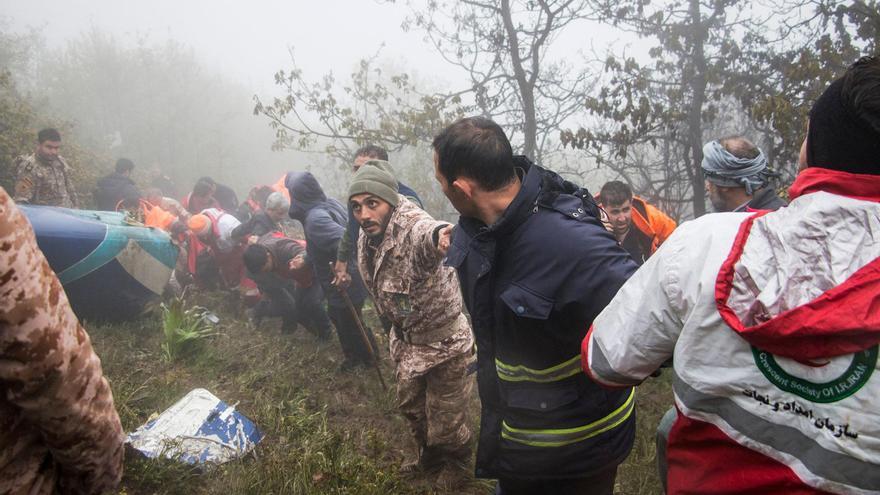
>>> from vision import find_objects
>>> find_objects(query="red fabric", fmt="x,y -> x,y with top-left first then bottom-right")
789,167 -> 880,203
201,210 -> 225,240
582,324 -> 599,381
580,324 -> 634,389
666,412 -> 830,494
745,206 -> 769,213
185,233 -> 242,288
715,199 -> 880,361
186,233 -> 207,276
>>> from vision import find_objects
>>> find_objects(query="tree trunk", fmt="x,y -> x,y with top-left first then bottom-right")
500,0 -> 538,161
687,0 -> 708,217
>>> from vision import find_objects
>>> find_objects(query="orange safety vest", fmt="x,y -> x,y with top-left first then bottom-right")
141,200 -> 178,232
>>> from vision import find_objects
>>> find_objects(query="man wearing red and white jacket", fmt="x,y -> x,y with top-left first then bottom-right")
582,56 -> 880,495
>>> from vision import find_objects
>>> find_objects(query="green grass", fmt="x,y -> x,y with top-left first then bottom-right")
87,295 -> 672,494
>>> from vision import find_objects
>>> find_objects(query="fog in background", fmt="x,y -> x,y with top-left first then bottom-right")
0,1 -> 618,212
2,0 -> 463,94
2,0 -> 868,220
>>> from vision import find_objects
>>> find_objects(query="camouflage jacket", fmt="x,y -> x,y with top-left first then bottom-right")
357,196 -> 474,377
13,153 -> 79,208
0,187 -> 124,494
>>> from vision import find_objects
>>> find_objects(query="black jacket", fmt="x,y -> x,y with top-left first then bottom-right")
231,211 -> 280,239
214,183 -> 239,213
743,187 -> 787,211
446,157 -> 638,480
95,172 -> 140,211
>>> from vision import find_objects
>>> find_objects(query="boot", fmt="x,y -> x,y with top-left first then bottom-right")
420,446 -> 443,473
435,445 -> 472,490
399,439 -> 424,475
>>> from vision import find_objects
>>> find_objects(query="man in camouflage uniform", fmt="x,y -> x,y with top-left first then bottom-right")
13,128 -> 79,208
0,187 -> 124,494
348,161 -> 475,488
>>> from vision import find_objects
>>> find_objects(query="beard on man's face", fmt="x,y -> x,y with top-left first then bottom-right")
362,221 -> 380,237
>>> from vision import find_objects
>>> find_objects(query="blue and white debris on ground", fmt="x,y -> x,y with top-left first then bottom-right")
126,388 -> 263,465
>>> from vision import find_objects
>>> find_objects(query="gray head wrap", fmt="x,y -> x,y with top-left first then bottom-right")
701,140 -> 772,195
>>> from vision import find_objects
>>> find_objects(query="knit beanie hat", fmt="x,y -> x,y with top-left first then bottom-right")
188,214 -> 212,236
348,160 -> 399,207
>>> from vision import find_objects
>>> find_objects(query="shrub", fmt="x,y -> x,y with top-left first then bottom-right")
160,291 -> 216,362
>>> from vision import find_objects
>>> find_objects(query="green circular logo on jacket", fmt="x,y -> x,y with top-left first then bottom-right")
752,346 -> 877,403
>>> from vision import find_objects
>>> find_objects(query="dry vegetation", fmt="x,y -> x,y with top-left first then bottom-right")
88,292 -> 672,495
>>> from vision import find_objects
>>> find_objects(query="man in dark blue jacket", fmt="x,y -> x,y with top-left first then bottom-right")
286,171 -> 377,370
433,117 -> 638,493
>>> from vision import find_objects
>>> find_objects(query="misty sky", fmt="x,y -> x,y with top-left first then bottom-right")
1,0 -> 629,194
1,0 -> 467,93
1,0 -> 620,97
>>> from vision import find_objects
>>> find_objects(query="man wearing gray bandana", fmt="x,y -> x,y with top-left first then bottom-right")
701,136 -> 786,212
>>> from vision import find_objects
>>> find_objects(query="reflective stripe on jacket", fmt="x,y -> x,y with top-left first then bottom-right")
584,168 -> 880,494
447,157 -> 638,480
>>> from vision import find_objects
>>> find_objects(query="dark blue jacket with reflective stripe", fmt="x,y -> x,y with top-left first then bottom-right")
446,157 -> 638,480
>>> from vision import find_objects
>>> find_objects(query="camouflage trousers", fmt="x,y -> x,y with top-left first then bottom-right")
396,352 -> 473,453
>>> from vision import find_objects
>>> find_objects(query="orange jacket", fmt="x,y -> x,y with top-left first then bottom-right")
142,199 -> 178,232
272,175 -> 290,202
629,196 -> 676,254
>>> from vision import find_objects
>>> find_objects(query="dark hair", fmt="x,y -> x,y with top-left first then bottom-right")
718,136 -> 761,160
353,145 -> 388,161
115,158 -> 135,173
251,186 -> 274,208
193,180 -> 214,197
37,128 -> 61,143
807,56 -> 880,175
243,244 -> 271,273
197,176 -> 217,186
599,181 -> 633,206
431,117 -> 516,191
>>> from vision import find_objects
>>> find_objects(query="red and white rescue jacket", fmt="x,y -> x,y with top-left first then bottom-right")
583,168 -> 880,494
